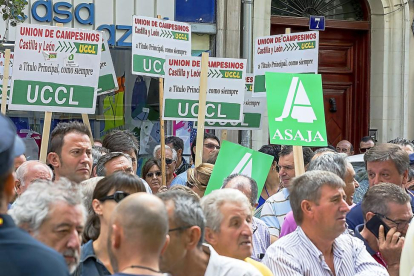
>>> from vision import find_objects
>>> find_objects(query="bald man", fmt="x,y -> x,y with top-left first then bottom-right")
108,193 -> 170,276
336,140 -> 354,156
15,160 -> 53,196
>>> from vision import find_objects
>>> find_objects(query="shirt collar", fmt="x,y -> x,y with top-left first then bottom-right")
282,187 -> 290,198
297,227 -> 346,260
80,240 -> 97,262
353,224 -> 376,255
0,214 -> 16,229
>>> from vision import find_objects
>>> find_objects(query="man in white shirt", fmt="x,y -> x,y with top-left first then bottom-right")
158,190 -> 261,276
262,170 -> 389,276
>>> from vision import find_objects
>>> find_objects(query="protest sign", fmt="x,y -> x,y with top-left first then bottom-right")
163,56 -> 246,123
98,33 -> 118,96
202,74 -> 265,129
253,31 -> 319,97
204,140 -> 273,198
265,72 -> 327,146
0,51 -> 13,105
131,16 -> 191,77
9,24 -> 102,114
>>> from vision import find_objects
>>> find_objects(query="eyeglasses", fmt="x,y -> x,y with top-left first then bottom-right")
360,147 -> 372,153
99,191 -> 130,203
169,225 -> 193,232
204,143 -> 220,150
375,213 -> 414,231
277,165 -> 294,172
146,171 -> 162,178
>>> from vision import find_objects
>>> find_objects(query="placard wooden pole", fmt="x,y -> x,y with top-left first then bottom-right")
195,52 -> 209,167
1,49 -> 11,115
156,15 -> 167,188
82,114 -> 94,144
284,27 -> 305,176
39,111 -> 52,163
159,77 -> 167,188
221,130 -> 228,141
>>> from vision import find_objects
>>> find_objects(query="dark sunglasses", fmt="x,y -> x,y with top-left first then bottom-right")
360,147 -> 372,153
204,143 -> 220,150
146,171 -> 162,178
157,158 -> 175,165
99,191 -> 130,203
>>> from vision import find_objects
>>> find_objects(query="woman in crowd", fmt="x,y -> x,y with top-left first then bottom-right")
142,158 -> 163,194
255,145 -> 281,218
75,172 -> 146,276
186,163 -> 214,198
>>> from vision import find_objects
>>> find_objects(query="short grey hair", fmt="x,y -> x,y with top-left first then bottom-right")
15,161 -> 53,187
96,152 -> 132,177
364,143 -> 409,175
158,190 -> 206,246
153,145 -> 177,161
200,189 -> 251,233
9,178 -> 86,234
222,174 -> 258,207
308,153 -> 347,180
290,170 -> 345,225
80,177 -> 105,216
361,183 -> 411,219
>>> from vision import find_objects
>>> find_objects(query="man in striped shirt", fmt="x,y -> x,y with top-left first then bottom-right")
260,146 -> 314,242
263,171 -> 389,276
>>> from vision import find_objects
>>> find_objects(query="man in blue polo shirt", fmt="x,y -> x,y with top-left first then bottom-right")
0,113 -> 69,276
346,143 -> 414,230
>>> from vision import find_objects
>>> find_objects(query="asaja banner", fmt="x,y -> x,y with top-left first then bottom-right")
253,31 -> 319,97
265,72 -> 327,146
201,74 -> 266,129
9,24 -> 102,114
0,52 -> 13,104
204,140 -> 273,198
163,56 -> 246,123
98,32 -> 118,96
131,16 -> 191,77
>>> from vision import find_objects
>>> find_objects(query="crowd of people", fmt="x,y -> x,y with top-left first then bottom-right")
2,112 -> 414,276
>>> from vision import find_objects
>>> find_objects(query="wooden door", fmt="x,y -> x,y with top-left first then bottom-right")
271,18 -> 370,152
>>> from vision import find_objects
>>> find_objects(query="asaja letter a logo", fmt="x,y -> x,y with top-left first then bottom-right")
275,77 -> 316,123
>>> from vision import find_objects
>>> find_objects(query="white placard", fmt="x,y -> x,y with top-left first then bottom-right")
163,55 -> 246,123
253,31 -> 319,97
9,24 -> 102,114
203,74 -> 266,130
131,15 -> 191,77
98,32 -> 118,96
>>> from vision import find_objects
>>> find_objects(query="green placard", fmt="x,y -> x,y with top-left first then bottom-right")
205,140 -> 273,198
265,72 -> 327,146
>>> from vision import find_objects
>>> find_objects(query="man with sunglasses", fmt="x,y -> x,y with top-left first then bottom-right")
171,133 -> 220,187
154,145 -> 177,187
355,183 -> 413,276
360,136 -> 375,153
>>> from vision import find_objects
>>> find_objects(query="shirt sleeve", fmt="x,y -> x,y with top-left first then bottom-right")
352,237 -> 390,276
262,246 -> 303,276
260,201 -> 281,237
